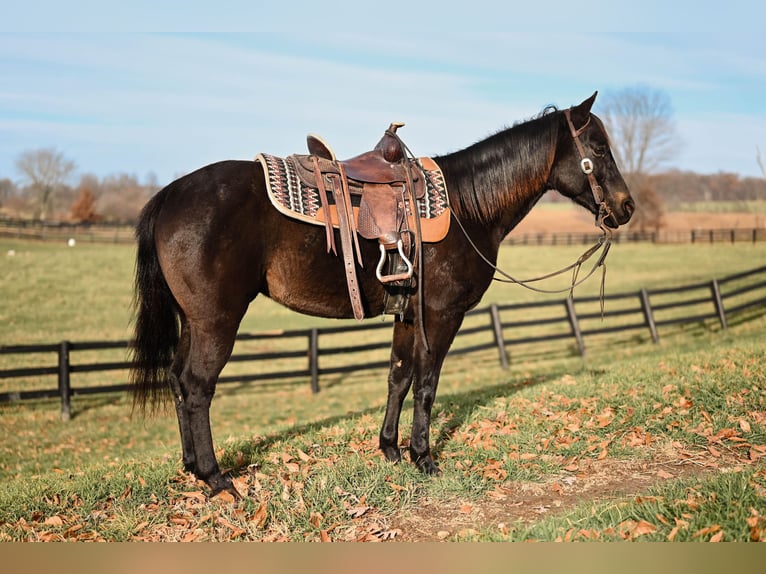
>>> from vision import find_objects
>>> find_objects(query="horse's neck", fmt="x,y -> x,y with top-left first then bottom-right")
439,124 -> 556,247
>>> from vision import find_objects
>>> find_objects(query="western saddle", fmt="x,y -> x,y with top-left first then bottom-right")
298,123 -> 426,320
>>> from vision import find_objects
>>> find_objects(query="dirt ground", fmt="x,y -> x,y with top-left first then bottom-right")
513,209 -> 765,235
391,457 -> 711,541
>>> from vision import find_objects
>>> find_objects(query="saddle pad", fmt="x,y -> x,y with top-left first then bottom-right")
256,153 -> 450,243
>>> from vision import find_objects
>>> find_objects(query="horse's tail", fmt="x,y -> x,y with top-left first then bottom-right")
130,190 -> 179,415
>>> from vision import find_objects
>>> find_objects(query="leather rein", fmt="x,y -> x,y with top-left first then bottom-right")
451,107 -> 615,307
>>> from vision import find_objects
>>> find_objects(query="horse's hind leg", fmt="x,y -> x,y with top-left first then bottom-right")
175,317 -> 241,495
168,318 -> 195,472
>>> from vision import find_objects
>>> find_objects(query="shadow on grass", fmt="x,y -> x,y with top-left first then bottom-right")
217,366 -> 577,478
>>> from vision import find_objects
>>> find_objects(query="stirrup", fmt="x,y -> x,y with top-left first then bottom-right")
375,239 -> 413,283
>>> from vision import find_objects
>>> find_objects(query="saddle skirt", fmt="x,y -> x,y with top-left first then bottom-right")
256,152 -> 450,243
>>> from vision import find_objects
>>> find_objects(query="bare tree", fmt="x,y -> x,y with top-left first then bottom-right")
15,148 -> 76,220
757,146 -> 765,180
599,86 -> 681,231
0,178 -> 17,209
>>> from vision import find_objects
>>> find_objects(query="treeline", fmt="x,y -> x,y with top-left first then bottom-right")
540,169 -> 766,213
0,172 -> 160,223
1,168 -> 765,225
649,170 -> 766,206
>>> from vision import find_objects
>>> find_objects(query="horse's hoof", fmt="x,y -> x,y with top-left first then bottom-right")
414,456 -> 441,476
208,474 -> 242,500
381,445 -> 402,463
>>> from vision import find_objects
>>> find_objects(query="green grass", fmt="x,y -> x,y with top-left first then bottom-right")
1,238 -> 765,541
0,323 -> 764,541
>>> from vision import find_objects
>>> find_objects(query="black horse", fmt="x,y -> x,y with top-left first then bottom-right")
131,92 -> 634,496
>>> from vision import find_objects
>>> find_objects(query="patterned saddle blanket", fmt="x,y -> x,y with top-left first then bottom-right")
256,153 -> 450,243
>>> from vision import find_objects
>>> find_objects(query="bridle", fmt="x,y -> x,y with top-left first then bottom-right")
451,106 -> 615,307
563,108 -> 615,233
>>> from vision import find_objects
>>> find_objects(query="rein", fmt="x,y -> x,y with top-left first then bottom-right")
451,107 -> 616,312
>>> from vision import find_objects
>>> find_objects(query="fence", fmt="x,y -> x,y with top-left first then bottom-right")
2,265 -> 765,420
2,217 -> 764,246
505,227 -> 766,246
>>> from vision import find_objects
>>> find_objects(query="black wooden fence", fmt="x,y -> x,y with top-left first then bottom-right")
1,265 -> 765,420
505,227 -> 766,246
2,217 -> 764,246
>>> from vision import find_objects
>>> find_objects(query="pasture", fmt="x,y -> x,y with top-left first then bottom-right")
1,238 -> 765,541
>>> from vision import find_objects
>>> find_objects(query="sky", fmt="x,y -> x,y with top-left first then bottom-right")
1,1 -> 765,187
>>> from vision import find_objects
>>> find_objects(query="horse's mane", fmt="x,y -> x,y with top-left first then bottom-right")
434,106 -> 560,224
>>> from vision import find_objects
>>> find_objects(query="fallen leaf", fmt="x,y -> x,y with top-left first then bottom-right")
657,469 -> 674,479
180,491 -> 206,503
215,490 -> 237,505
693,524 -> 722,539
346,506 -> 370,518
633,520 -> 658,537
251,502 -> 268,528
43,516 -> 63,527
739,419 -> 752,433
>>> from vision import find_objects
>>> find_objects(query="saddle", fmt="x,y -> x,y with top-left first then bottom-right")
257,123 -> 449,322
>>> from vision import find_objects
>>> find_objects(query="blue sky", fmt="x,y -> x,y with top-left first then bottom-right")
2,1 -> 765,186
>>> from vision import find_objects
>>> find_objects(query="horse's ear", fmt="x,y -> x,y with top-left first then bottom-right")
569,91 -> 598,128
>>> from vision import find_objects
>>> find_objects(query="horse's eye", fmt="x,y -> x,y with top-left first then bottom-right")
592,145 -> 606,158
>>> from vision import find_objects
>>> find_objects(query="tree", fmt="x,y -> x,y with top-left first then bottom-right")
0,178 -> 17,208
599,86 -> 681,232
69,187 -> 100,223
15,148 -> 76,220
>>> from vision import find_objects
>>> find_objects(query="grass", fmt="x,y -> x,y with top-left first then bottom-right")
1,237 -> 765,541
0,323 -> 764,541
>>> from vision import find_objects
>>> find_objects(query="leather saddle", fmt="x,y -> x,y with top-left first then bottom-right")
258,123 -> 449,322
291,123 -> 430,320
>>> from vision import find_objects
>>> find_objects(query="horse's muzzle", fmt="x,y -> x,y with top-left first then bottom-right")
603,198 -> 635,228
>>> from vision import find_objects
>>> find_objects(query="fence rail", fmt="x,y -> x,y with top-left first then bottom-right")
505,227 -> 766,246
2,265 -> 765,420
2,217 -> 764,246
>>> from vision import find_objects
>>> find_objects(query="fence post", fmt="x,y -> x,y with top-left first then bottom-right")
564,298 -> 586,356
58,341 -> 72,421
489,304 -> 509,369
309,329 -> 320,394
639,289 -> 659,344
710,279 -> 728,331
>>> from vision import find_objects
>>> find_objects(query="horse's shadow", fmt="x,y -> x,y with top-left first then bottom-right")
219,366 -> 576,477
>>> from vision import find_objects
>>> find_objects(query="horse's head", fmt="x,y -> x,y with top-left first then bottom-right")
548,92 -> 635,229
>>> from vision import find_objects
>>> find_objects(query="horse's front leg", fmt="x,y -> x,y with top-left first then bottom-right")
409,308 -> 464,475
379,311 -> 463,474
379,320 -> 416,463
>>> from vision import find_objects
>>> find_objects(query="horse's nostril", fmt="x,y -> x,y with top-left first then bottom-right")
623,199 -> 635,219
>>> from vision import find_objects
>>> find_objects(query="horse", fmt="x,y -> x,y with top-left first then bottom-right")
130,92 -> 634,497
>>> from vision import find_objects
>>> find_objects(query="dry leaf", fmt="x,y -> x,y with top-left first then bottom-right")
739,419 -> 752,433
43,516 -> 63,527
251,501 -> 268,528
632,520 -> 658,537
346,506 -> 370,518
